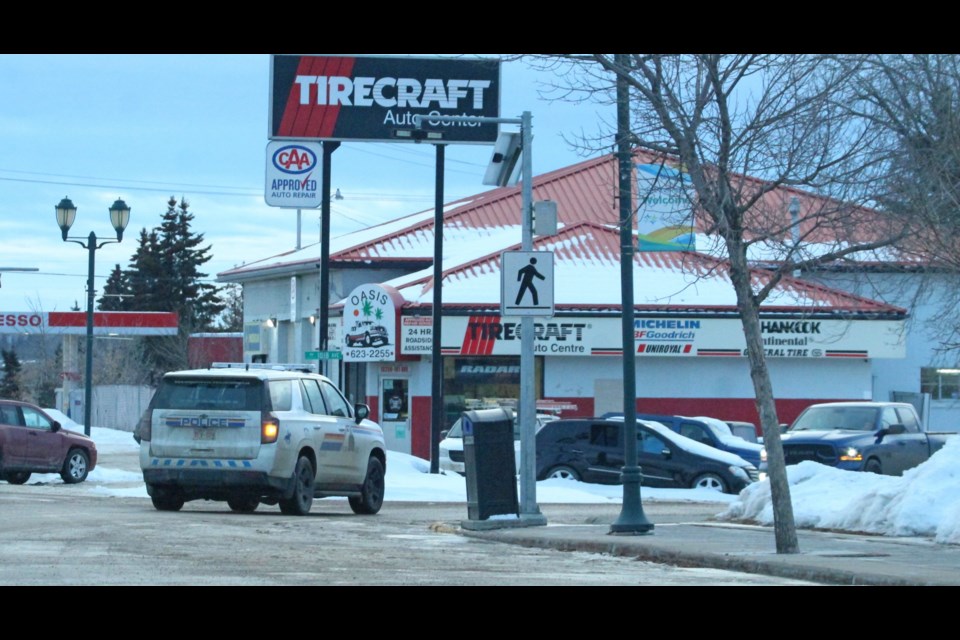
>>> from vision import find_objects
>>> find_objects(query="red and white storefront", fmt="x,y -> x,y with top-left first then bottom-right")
221,152 -> 908,460
341,308 -> 904,459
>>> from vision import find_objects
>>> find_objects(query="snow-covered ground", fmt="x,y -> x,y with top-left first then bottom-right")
33,408 -> 960,544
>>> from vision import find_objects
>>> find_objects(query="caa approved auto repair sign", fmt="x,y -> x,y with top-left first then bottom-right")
270,55 -> 500,143
265,141 -> 322,208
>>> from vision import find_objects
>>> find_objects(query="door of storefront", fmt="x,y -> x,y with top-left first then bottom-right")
380,377 -> 410,454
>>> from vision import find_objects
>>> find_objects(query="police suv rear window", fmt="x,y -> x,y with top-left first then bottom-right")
155,378 -> 262,411
267,380 -> 293,412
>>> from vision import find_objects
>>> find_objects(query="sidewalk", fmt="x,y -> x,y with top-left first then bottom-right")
459,515 -> 960,586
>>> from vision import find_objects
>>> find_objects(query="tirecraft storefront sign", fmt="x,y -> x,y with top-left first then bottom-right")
398,315 -> 906,359
270,55 -> 500,144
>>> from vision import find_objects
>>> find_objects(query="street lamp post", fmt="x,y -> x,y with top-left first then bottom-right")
55,197 -> 131,437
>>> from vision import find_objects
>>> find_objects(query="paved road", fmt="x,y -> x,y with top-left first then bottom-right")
0,482 -> 815,586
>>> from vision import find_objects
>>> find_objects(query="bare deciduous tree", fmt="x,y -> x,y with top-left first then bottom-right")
529,54 -> 911,554
849,54 -> 960,353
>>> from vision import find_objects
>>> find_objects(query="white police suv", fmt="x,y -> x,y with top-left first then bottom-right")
135,364 -> 386,516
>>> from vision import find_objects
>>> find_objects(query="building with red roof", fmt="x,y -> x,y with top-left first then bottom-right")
220,151 -> 920,459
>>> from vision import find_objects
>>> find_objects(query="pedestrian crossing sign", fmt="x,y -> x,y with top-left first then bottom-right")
501,250 -> 554,317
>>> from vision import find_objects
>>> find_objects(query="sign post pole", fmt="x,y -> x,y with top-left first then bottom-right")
516,111 -> 544,523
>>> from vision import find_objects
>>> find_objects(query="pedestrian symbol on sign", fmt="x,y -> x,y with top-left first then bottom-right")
515,258 -> 545,305
501,250 -> 554,317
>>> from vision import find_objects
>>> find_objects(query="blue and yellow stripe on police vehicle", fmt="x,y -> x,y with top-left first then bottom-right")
149,457 -> 255,468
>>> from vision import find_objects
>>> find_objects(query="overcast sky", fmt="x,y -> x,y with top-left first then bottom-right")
0,54 -> 611,313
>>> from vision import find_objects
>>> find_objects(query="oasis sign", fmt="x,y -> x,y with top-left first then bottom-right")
341,284 -> 403,363
270,55 -> 500,144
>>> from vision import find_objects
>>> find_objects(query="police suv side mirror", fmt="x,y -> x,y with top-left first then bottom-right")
354,403 -> 370,424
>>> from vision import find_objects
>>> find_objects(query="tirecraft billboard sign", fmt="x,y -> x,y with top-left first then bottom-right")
270,55 -> 501,144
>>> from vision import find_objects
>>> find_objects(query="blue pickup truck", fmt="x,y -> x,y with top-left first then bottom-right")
780,401 -> 954,475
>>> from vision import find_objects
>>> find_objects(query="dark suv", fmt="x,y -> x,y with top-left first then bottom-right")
535,418 -> 758,494
602,412 -> 765,468
0,399 -> 97,484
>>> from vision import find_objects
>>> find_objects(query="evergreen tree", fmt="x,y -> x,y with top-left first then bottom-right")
108,196 -> 227,380
217,284 -> 244,332
126,228 -> 166,312
98,264 -> 130,311
0,349 -> 23,400
156,197 -> 224,331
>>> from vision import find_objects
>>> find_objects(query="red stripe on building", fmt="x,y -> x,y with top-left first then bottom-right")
47,311 -> 178,328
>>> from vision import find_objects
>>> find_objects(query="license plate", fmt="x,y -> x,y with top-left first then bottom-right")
193,429 -> 216,441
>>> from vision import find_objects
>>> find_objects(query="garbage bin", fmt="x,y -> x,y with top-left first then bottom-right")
462,407 -> 519,521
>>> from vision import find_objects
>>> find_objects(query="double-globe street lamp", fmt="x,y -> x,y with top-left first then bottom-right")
55,197 -> 131,436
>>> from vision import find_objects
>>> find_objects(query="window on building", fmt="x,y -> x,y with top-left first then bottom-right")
920,367 -> 960,400
443,356 -> 544,429
343,362 -> 367,405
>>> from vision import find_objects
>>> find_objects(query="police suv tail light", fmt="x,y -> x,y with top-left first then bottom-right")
261,414 -> 280,444
135,409 -> 152,442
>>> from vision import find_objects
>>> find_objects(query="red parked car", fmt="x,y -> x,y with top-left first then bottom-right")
0,399 -> 97,484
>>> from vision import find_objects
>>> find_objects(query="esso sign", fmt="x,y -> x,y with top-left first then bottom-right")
2,313 -> 42,327
271,144 -> 318,174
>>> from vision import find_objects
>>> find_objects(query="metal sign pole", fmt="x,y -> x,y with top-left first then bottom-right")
319,141 -> 340,377
517,111 -> 543,522
411,112 -> 545,524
